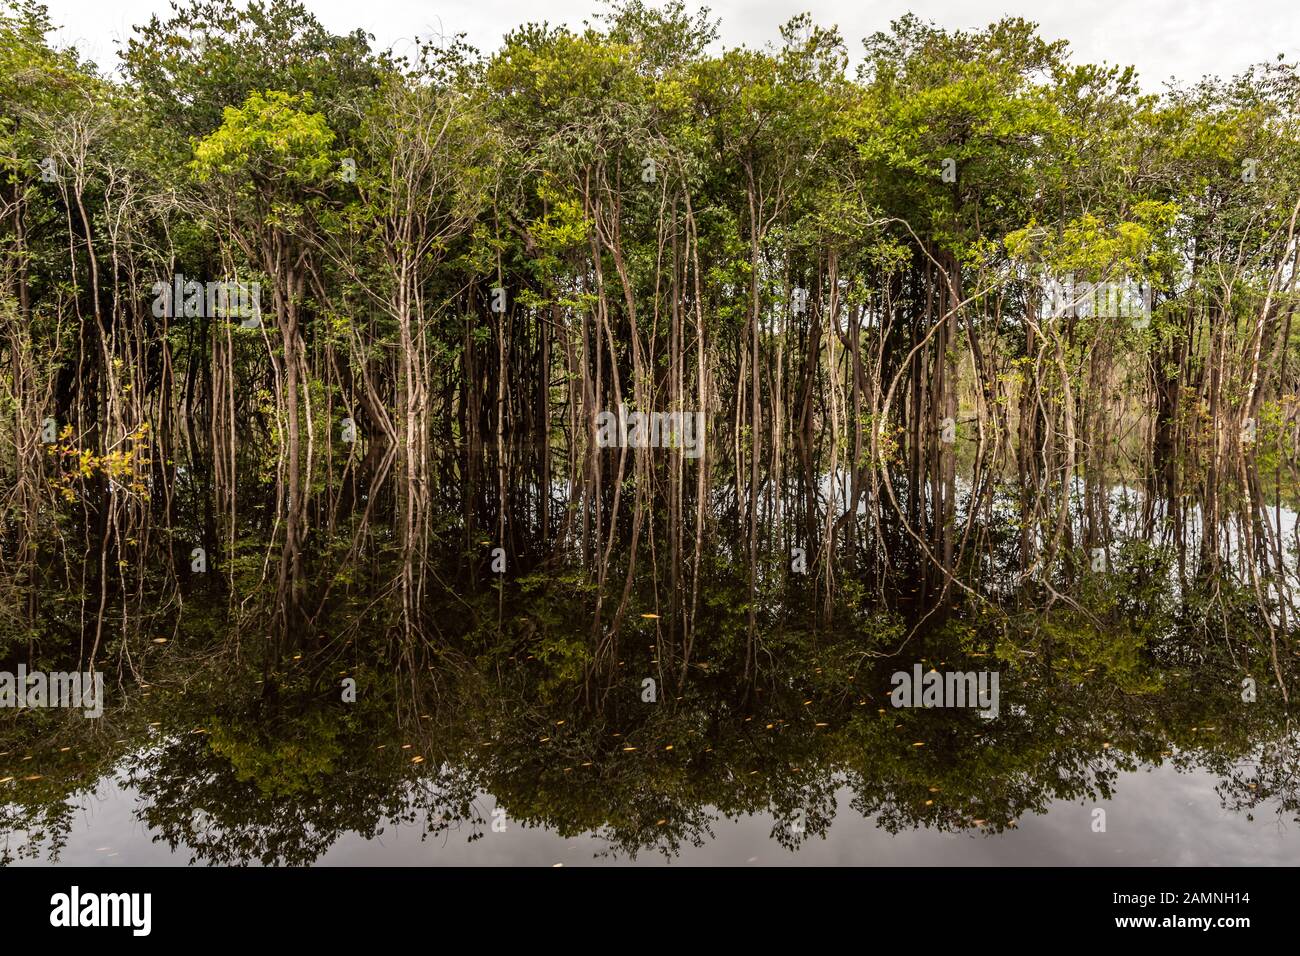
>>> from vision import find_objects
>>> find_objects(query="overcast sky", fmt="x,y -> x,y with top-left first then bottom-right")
38,0 -> 1300,89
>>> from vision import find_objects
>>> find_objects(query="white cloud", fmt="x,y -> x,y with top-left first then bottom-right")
41,0 -> 1300,88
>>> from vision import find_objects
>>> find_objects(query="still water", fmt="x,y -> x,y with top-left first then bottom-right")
7,759 -> 1299,866
4,469 -> 1299,866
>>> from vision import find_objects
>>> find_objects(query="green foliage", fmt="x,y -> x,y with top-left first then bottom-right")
191,89 -> 336,185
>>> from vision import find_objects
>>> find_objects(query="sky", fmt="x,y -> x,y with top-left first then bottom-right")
35,0 -> 1300,89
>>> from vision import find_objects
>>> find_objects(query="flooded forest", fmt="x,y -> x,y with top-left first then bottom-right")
3,0 -> 1300,864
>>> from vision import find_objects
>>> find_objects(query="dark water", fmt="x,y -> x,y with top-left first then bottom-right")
4,618 -> 1298,865
4,466 -> 1300,866
6,763 -> 1298,866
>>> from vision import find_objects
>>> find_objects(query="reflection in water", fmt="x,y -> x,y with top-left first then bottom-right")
8,767 -> 1298,866
3,447 -> 1299,865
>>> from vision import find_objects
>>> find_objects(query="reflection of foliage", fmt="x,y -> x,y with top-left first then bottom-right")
5,579 -> 1293,865
0,707 -> 140,865
120,673 -> 482,866
1217,734 -> 1300,824
207,712 -> 343,799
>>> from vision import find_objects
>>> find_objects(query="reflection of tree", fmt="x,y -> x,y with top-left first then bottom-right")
0,789 -> 74,866
3,486 -> 1297,865
121,685 -> 482,866
1213,731 -> 1300,826
0,711 -> 137,865
2,613 -> 1294,866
